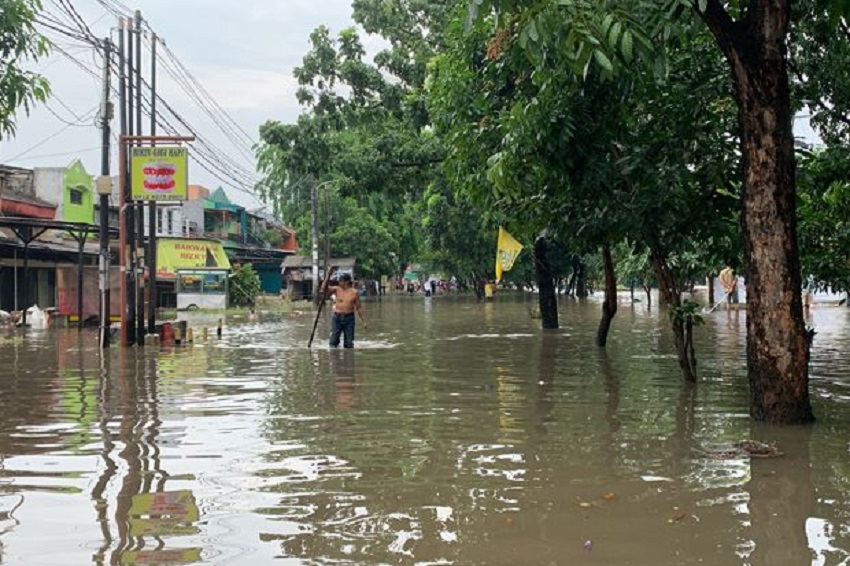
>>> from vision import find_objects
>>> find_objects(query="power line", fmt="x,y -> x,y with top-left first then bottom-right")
5,105 -> 99,161
81,2 -> 261,190
32,0 -> 266,204
84,3 -> 258,148
122,58 -> 261,187
7,146 -> 103,162
154,39 -> 256,148
44,100 -> 96,126
145,39 -> 256,162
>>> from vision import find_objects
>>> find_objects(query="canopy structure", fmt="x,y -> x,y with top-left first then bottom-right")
0,216 -> 118,325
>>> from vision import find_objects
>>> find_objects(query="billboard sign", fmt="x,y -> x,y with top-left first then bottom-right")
130,146 -> 188,201
156,238 -> 231,279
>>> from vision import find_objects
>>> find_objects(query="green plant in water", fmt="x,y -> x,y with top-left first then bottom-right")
668,299 -> 705,327
229,264 -> 261,307
669,299 -> 704,379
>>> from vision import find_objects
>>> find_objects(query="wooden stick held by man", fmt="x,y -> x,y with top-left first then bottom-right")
307,267 -> 335,348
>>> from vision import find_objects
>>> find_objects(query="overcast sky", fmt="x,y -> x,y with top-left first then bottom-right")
0,0 -> 375,209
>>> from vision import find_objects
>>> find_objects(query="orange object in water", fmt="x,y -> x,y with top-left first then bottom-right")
161,322 -> 173,344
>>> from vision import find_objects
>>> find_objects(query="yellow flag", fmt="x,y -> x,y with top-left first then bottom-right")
495,227 -> 523,282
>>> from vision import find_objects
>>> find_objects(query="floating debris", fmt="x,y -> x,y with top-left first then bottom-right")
706,440 -> 784,460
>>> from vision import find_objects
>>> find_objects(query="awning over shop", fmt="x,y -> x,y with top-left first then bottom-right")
0,196 -> 56,219
157,238 -> 231,279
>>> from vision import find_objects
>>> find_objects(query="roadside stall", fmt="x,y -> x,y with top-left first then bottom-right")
157,237 -> 231,310
175,268 -> 229,310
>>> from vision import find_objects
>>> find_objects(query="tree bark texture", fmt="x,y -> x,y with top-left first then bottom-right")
472,273 -> 484,300
700,0 -> 813,423
534,237 -> 559,329
575,262 -> 588,298
596,244 -> 618,347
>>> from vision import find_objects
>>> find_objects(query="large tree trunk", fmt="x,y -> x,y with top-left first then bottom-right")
651,247 -> 696,382
596,243 -> 617,347
701,1 -> 813,423
472,273 -> 484,300
534,237 -> 559,329
575,259 -> 588,298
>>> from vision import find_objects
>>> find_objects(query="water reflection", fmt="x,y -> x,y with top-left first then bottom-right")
91,351 -> 202,565
746,425 -> 815,565
0,297 -> 847,564
328,349 -> 358,413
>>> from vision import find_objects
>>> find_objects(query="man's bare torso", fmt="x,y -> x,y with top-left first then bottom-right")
332,287 -> 360,314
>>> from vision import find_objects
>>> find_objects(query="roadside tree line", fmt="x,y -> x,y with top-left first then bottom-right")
5,0 -> 850,424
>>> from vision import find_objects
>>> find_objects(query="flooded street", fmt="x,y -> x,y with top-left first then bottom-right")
1,293 -> 849,565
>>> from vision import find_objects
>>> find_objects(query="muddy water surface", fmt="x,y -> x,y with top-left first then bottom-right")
0,293 -> 848,565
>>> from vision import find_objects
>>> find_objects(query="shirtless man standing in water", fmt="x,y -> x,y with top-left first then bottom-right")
323,272 -> 367,348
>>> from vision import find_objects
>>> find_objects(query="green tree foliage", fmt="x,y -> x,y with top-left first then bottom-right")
462,0 -> 846,422
0,0 -> 50,139
431,8 -> 737,265
290,184 -> 401,280
352,0 -> 454,130
420,181 -> 493,281
431,5 -> 738,362
229,264 -> 261,307
797,148 -> 850,293
791,3 -> 850,146
257,3 -> 498,284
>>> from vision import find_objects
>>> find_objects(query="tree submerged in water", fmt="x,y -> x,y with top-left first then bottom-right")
668,299 -> 705,379
229,264 -> 261,307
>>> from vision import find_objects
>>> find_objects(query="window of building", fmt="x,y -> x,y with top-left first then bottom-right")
69,188 -> 83,205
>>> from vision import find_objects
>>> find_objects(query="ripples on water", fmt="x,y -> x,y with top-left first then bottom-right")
0,294 -> 848,565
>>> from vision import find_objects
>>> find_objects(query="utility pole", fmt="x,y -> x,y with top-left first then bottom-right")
119,16 -> 135,346
324,183 -> 330,277
134,9 -> 146,342
147,32 -> 157,335
311,176 -> 319,304
97,37 -> 113,348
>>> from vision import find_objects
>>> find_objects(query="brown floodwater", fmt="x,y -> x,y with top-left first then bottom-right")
0,292 -> 848,565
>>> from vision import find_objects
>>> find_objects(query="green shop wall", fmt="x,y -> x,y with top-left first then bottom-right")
63,159 -> 94,224
255,261 -> 283,294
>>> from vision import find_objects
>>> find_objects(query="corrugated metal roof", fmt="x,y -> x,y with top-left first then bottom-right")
1,190 -> 57,208
281,255 -> 356,269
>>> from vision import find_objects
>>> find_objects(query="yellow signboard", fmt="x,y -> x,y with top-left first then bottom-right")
120,548 -> 202,565
157,238 -> 231,279
128,489 -> 201,537
131,146 -> 189,201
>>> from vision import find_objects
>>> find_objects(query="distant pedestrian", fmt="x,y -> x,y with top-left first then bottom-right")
718,263 -> 739,311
